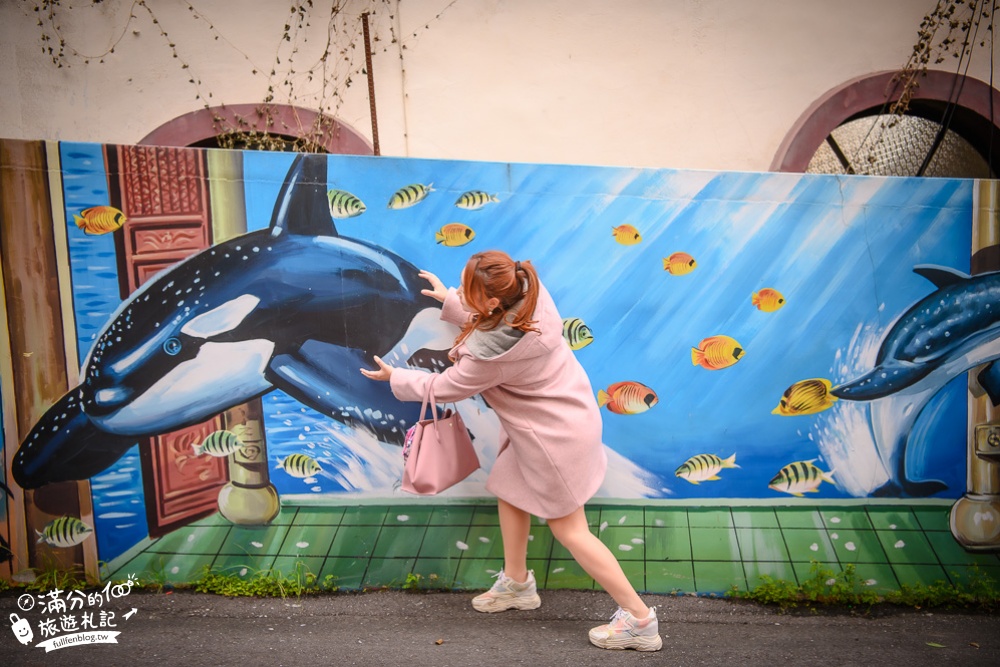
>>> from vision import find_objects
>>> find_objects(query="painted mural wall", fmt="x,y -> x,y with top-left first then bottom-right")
0,139 -> 989,579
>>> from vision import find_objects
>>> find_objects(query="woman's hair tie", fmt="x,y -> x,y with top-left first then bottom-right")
514,260 -> 521,274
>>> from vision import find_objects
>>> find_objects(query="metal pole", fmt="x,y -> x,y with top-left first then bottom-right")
362,13 -> 380,156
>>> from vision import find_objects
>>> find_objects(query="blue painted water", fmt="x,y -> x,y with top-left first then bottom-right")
41,144 -> 974,566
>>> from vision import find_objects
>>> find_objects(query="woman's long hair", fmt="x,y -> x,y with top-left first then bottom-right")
455,250 -> 540,347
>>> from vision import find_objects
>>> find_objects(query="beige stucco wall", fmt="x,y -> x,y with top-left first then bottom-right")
0,0 -> 992,171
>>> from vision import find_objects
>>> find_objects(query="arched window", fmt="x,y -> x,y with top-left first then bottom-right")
772,70 -> 999,178
139,104 -> 373,155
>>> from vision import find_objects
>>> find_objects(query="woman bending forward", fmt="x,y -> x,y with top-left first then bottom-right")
361,250 -> 661,651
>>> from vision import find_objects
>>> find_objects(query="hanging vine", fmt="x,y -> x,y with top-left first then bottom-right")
855,0 -> 996,172
30,0 -> 457,152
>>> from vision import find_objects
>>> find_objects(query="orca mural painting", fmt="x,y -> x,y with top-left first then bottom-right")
12,153 -> 445,489
0,138 -> 993,576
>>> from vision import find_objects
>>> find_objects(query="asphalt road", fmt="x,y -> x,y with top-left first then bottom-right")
1,589 -> 998,667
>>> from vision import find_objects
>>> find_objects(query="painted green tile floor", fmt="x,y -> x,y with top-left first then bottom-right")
104,501 -> 1000,595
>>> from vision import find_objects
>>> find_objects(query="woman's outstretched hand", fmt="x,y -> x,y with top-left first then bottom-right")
360,355 -> 394,382
419,270 -> 448,303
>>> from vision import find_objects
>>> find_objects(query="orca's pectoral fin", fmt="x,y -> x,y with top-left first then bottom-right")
267,341 -> 426,445
12,390 -> 138,489
976,361 -> 1000,407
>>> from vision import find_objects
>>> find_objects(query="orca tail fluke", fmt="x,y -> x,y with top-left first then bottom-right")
874,478 -> 948,498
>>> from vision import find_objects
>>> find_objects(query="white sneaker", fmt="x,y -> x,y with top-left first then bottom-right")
588,606 -> 662,651
471,570 -> 541,613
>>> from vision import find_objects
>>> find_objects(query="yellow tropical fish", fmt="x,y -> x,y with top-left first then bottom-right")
73,206 -> 126,235
612,225 -> 642,245
435,223 -> 475,247
768,460 -> 835,497
327,189 -> 366,218
388,183 -> 434,209
275,453 -> 322,479
36,516 -> 93,548
192,430 -> 246,457
675,453 -> 739,484
752,288 -> 786,312
772,378 -> 838,416
455,190 -> 499,210
597,381 -> 658,415
663,252 -> 697,275
562,317 -> 594,351
691,335 -> 744,370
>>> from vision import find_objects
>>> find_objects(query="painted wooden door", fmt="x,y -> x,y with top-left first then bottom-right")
105,144 -> 229,538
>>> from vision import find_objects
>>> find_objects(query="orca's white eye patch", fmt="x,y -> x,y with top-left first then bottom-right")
182,294 -> 261,339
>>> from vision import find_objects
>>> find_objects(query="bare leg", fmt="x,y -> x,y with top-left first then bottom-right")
547,506 -> 650,618
497,498 -> 531,583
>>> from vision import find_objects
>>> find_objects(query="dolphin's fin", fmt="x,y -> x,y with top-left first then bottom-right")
913,264 -> 970,289
266,341 -> 427,445
270,153 -> 337,237
13,390 -> 138,489
977,361 -> 1000,407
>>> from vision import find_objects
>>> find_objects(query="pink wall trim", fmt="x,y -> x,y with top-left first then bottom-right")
771,70 -> 1000,172
139,104 -> 374,155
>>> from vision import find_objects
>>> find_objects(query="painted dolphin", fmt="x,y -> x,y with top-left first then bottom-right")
831,264 -> 1000,496
13,154 -> 452,489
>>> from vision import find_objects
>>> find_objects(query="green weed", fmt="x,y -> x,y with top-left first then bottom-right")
401,571 -> 443,592
729,561 -> 1000,612
192,562 -> 337,598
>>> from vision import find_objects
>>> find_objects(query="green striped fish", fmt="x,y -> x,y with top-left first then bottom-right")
193,430 -> 245,458
275,453 -> 322,479
388,183 -> 434,209
327,189 -> 366,219
561,317 -> 595,351
675,453 -> 739,485
36,516 -> 93,548
454,190 -> 499,210
768,460 -> 835,497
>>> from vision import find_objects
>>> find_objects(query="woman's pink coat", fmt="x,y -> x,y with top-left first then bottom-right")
389,284 -> 607,519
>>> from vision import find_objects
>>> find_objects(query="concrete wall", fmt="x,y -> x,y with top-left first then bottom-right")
1,0 -> 986,172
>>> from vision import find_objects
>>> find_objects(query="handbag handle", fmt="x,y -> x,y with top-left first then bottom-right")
418,375 -> 440,427
417,375 -> 457,428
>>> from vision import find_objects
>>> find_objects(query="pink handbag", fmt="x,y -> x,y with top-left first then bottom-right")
401,378 -> 479,495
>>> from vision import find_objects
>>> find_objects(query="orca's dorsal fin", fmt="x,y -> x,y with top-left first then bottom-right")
913,264 -> 970,289
269,153 -> 337,237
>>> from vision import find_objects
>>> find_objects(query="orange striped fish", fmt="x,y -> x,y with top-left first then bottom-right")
597,381 -> 658,415
752,288 -> 786,312
663,252 -> 697,275
74,206 -> 126,235
691,335 -> 744,370
612,224 -> 642,245
435,223 -> 475,247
